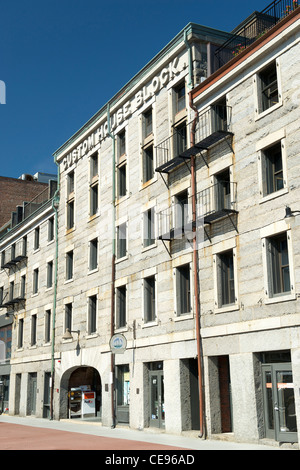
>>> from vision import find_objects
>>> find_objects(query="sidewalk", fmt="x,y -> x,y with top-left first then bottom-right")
0,414 -> 284,450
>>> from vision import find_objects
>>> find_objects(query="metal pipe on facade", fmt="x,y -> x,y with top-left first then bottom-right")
107,104 -> 116,428
50,156 -> 60,420
189,91 -> 205,438
184,29 -> 193,90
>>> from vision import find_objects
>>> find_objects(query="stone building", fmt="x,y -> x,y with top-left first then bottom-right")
1,1 -> 300,447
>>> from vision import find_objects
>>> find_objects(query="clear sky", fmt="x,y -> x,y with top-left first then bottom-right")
0,0 -> 266,179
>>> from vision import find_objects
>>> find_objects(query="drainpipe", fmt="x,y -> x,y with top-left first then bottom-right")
189,91 -> 205,438
107,104 -> 116,428
184,29 -> 193,90
50,156 -> 60,420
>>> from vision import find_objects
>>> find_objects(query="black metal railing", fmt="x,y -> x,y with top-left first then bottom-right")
157,181 -> 238,240
0,285 -> 25,308
214,0 -> 299,69
195,182 -> 238,223
155,105 -> 232,173
188,105 -> 232,153
155,126 -> 188,172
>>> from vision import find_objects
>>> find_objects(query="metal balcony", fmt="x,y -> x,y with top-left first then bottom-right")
196,182 -> 238,224
0,286 -> 25,309
157,181 -> 238,241
1,239 -> 27,269
155,106 -> 233,174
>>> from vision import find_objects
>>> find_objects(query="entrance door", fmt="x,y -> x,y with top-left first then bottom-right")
149,370 -> 165,428
262,364 -> 297,443
28,373 -> 37,416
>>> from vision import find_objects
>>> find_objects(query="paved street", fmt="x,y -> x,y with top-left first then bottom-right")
0,414 -> 283,451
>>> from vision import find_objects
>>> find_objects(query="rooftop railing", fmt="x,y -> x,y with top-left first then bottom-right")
214,0 -> 299,69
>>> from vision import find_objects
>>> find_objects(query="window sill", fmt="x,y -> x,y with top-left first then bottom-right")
86,332 -> 98,339
115,194 -> 129,205
88,212 -> 100,222
115,255 -> 128,264
174,312 -> 193,321
31,293 -> 39,298
66,227 -> 76,235
142,320 -> 158,328
255,101 -> 283,121
88,268 -> 98,275
115,326 -> 128,333
142,243 -> 157,253
139,177 -> 157,191
259,187 -> 288,204
214,304 -> 239,314
64,278 -> 73,285
265,293 -> 296,305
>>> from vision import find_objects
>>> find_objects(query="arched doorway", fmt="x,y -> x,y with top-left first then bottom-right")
60,366 -> 101,420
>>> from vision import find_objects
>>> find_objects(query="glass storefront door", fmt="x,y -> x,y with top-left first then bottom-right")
262,363 -> 297,443
149,370 -> 165,428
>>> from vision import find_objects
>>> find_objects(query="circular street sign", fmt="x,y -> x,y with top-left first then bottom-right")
109,334 -> 127,354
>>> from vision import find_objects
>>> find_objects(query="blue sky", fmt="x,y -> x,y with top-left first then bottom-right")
0,0 -> 265,178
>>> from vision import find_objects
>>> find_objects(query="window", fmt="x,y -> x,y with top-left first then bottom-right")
218,250 -> 235,307
90,152 -> 99,216
117,130 -> 127,199
45,310 -> 51,343
174,121 -> 187,157
88,295 -> 97,334
213,97 -> 228,132
215,168 -> 231,211
18,318 -> 24,349
66,251 -> 73,281
65,303 -> 72,332
67,170 -> 75,196
67,200 -> 74,229
267,233 -> 291,297
20,275 -> 26,299
258,62 -> 279,113
262,142 -> 284,196
48,217 -> 54,242
34,227 -> 40,250
117,223 -> 127,259
174,190 -> 189,229
9,281 -> 14,301
90,152 -> 98,179
116,364 -> 130,410
118,130 -> 126,157
143,208 -> 155,247
144,275 -> 156,323
116,286 -> 126,329
33,268 -> 39,294
143,108 -> 153,138
176,264 -> 191,315
67,171 -> 75,229
90,183 -> 98,216
117,163 -> 127,198
142,145 -> 154,183
31,314 -> 37,346
89,238 -> 98,271
142,108 -> 154,184
47,261 -> 53,288
174,82 -> 186,114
